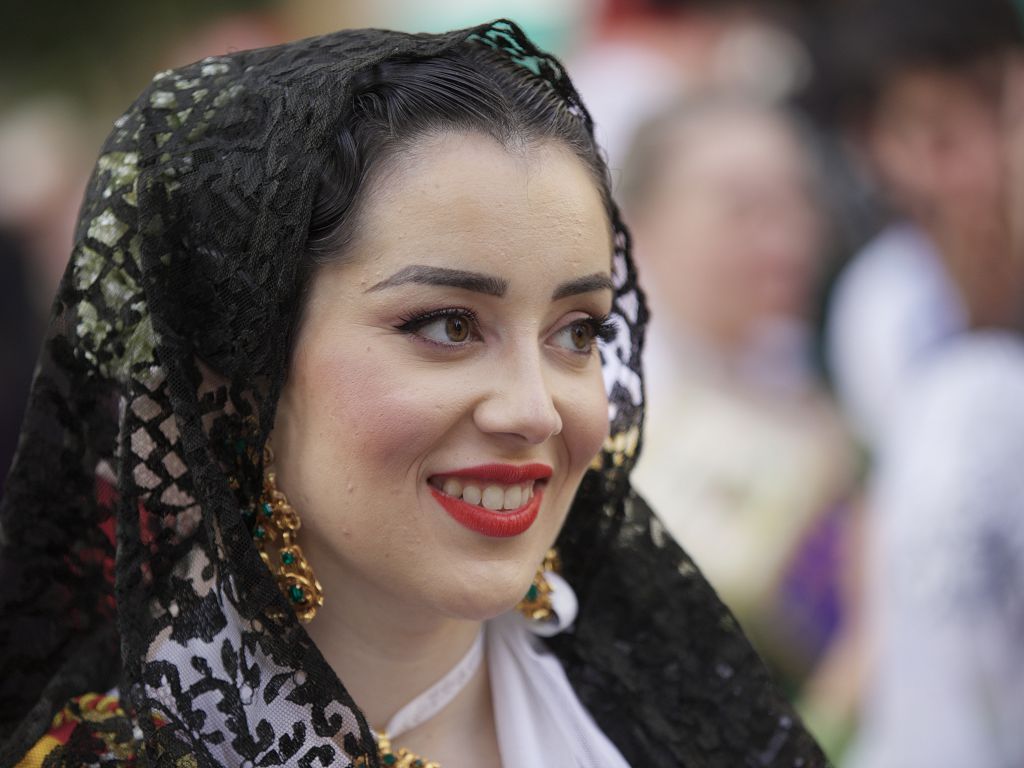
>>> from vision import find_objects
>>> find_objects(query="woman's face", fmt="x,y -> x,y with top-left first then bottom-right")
273,131 -> 613,623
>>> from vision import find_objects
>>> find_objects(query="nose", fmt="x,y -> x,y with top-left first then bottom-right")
473,348 -> 563,445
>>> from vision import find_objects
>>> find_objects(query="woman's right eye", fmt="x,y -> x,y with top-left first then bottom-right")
395,309 -> 479,347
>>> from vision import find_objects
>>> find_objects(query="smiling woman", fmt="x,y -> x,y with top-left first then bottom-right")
274,133 -> 617,762
0,19 -> 826,768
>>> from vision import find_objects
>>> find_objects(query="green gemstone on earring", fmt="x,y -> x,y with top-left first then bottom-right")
382,755 -> 397,766
281,551 -> 296,566
525,584 -> 539,601
261,501 -> 273,517
288,585 -> 305,603
234,438 -> 247,455
253,525 -> 266,539
411,760 -> 424,768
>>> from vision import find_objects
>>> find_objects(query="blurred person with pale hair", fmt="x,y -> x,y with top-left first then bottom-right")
623,93 -> 858,700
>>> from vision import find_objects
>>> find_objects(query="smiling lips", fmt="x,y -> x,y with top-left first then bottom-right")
428,463 -> 553,538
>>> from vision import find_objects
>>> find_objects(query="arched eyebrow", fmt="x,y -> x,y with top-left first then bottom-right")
365,265 -> 613,299
551,272 -> 614,300
366,266 -> 507,296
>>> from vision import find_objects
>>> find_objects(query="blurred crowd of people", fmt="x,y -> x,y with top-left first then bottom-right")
3,0 -> 1024,765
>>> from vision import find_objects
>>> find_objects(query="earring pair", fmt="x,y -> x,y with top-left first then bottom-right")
250,445 -> 557,627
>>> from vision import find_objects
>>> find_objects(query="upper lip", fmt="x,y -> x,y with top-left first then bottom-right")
431,463 -> 553,484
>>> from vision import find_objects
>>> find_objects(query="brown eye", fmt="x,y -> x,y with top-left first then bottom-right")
446,315 -> 470,342
552,320 -> 596,354
570,323 -> 591,350
401,311 -> 478,346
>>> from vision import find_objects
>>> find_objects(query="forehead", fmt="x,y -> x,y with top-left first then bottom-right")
877,65 -> 1004,122
349,131 -> 613,283
665,111 -> 806,185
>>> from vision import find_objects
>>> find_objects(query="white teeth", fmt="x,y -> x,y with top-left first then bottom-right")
482,486 -> 504,510
462,485 -> 482,505
434,477 -> 539,508
503,486 -> 522,510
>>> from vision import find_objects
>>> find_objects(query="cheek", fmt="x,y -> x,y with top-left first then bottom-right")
279,342 -> 463,607
559,370 -> 610,474
282,343 -> 476,571
290,341 -> 464,495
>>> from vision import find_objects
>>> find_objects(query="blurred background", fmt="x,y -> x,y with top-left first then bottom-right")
3,1 -> 1024,765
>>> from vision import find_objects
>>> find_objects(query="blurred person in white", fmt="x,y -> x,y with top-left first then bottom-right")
824,0 -> 1022,448
821,1 -> 1024,764
623,94 -> 858,698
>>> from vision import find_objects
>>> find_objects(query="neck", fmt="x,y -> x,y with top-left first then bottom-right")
306,570 -> 484,732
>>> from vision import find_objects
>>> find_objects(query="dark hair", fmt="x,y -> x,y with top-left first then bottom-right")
305,42 -> 613,261
823,0 -> 1023,125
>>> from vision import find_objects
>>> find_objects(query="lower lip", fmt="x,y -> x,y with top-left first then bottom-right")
429,486 -> 543,538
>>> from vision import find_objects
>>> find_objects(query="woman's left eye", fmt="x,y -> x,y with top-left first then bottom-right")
551,316 -> 616,355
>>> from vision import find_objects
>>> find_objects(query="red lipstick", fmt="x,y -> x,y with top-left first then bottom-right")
430,486 -> 544,538
429,463 -> 552,538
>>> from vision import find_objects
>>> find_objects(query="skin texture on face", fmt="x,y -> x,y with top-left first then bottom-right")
273,131 -> 612,639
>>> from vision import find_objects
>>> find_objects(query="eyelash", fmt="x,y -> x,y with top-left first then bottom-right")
394,307 -> 617,353
585,316 -> 619,345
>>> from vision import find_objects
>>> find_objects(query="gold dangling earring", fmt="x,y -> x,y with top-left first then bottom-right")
250,444 -> 324,623
516,547 -> 560,621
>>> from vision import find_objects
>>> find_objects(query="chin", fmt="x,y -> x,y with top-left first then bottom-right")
437,570 -> 533,622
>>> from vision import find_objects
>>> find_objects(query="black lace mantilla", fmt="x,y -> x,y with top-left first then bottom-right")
0,20 -> 827,767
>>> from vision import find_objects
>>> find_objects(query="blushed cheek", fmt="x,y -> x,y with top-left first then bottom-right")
310,353 -> 432,473
304,347 -> 474,490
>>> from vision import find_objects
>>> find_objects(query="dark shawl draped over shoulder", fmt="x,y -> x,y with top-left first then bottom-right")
0,20 -> 827,768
